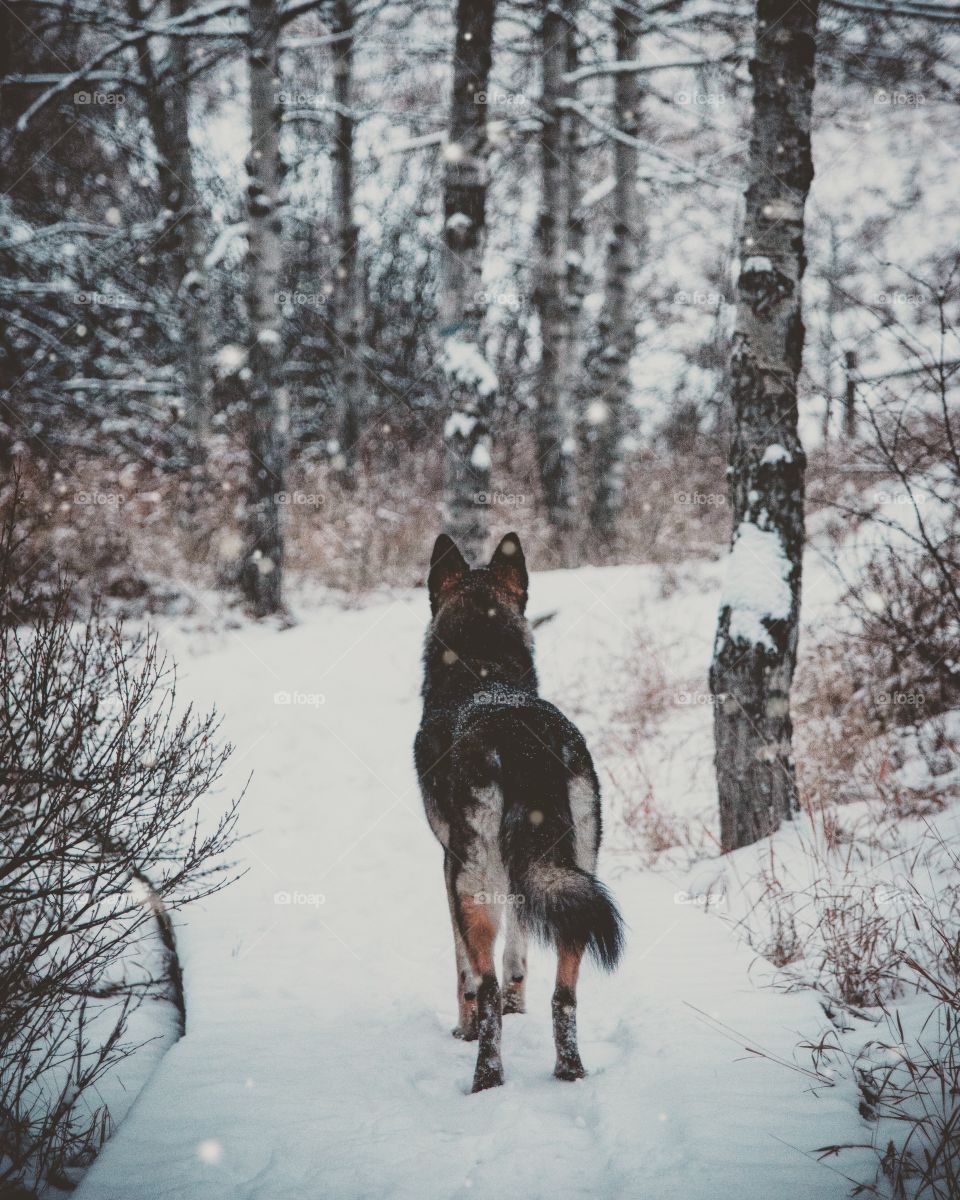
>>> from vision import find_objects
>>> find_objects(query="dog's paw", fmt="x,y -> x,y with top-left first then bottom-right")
554,1058 -> 586,1082
471,1061 -> 504,1092
452,1024 -> 478,1041
502,979 -> 525,1014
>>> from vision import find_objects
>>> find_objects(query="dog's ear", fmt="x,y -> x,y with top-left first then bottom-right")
488,532 -> 528,611
428,534 -> 469,613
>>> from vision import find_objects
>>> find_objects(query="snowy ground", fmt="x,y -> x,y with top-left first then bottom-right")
75,563 -> 876,1199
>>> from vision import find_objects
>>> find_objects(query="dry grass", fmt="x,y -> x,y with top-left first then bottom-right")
4,439 -> 729,616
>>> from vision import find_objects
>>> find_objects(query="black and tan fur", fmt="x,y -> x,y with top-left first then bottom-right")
414,532 -> 624,1092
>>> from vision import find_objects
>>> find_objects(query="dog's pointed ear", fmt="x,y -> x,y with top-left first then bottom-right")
428,534 -> 469,614
488,532 -> 528,611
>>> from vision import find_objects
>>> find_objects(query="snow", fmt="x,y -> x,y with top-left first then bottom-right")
203,222 -> 247,271
215,344 -> 245,374
761,443 -> 791,465
470,441 -> 491,470
73,565 -> 872,1200
445,212 -> 473,233
442,337 -> 498,398
443,410 -> 478,440
722,522 -> 792,651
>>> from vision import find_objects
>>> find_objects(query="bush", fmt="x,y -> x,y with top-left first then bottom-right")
0,493 -> 241,1194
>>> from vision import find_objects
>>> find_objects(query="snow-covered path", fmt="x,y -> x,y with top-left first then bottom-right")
76,567 -> 864,1199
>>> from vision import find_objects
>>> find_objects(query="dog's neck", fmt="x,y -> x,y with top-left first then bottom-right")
421,628 -> 538,709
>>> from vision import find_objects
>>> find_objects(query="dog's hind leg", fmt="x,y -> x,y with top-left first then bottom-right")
552,947 -> 586,1081
459,895 -> 503,1092
445,855 -> 479,1040
502,903 -> 527,1015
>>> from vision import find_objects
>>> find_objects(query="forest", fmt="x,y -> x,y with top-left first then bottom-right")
1,0 -> 959,1196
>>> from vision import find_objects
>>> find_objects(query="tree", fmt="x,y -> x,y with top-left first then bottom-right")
127,0 -> 210,467
329,0 -> 364,474
438,0 -> 498,566
534,0 -> 580,551
586,2 -> 642,540
240,0 -> 289,617
709,0 -> 820,851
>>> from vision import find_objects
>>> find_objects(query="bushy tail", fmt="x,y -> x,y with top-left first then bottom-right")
520,863 -> 624,970
496,724 -> 624,971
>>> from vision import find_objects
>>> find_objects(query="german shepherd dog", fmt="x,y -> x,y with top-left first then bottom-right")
415,532 -> 624,1092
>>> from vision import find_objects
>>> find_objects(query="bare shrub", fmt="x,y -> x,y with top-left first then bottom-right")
0,492 -> 241,1193
794,624 -> 955,821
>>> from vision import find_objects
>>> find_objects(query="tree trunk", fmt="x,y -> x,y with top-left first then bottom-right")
534,0 -> 580,550
587,3 -> 641,541
330,0 -> 364,476
128,0 -> 209,464
240,0 -> 288,617
709,0 -> 820,852
438,0 -> 497,566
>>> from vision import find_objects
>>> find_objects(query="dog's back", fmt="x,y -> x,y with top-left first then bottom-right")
443,689 -> 622,967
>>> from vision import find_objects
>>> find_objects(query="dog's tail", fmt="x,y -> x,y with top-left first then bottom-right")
496,726 -> 624,971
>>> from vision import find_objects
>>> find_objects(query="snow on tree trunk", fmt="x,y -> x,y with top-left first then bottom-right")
438,0 -> 497,566
587,3 -> 641,540
534,0 -> 580,549
240,0 -> 288,617
709,0 -> 820,852
330,0 -> 364,477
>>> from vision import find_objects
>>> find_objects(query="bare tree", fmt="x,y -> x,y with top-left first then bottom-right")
534,0 -> 580,550
240,0 -> 289,616
438,0 -> 498,566
586,2 -> 642,540
709,0 -> 820,851
329,0 -> 364,474
127,0 -> 210,463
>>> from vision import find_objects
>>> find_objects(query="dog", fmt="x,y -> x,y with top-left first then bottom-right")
414,531 -> 624,1092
